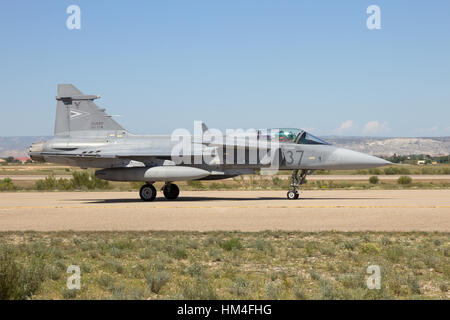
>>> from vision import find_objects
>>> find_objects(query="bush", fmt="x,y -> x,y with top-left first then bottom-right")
319,280 -> 340,299
186,262 -> 204,278
265,281 -> 282,299
146,271 -> 170,294
35,172 -> 110,190
369,176 -> 379,184
186,180 -> 206,190
368,168 -> 382,175
384,167 -> 411,175
0,245 -> 45,299
385,246 -> 404,263
361,243 -> 380,254
171,246 -> 188,260
61,288 -> 79,299
97,274 -> 115,290
72,171 -> 110,190
35,176 -> 54,190
0,178 -> 16,191
232,277 -> 249,296
180,278 -> 217,300
397,176 -> 412,185
220,238 -> 243,251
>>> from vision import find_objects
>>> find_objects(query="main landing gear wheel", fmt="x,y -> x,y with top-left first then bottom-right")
163,183 -> 179,200
140,184 -> 157,202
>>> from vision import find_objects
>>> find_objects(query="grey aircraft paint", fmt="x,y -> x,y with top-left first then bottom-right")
29,84 -> 391,201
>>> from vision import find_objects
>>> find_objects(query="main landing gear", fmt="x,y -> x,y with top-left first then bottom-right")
162,183 -> 180,200
139,182 -> 180,201
287,169 -> 309,200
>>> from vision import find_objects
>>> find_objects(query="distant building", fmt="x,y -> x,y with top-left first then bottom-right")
0,158 -> 6,163
14,156 -> 31,164
417,160 -> 426,165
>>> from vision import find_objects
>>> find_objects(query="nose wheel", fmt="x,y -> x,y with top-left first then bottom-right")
287,190 -> 299,199
163,183 -> 180,200
287,169 -> 309,200
140,184 -> 157,201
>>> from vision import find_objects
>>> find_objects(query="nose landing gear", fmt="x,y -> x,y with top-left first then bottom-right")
287,169 -> 309,200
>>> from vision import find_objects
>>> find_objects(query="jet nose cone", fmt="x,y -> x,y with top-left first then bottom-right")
331,148 -> 391,169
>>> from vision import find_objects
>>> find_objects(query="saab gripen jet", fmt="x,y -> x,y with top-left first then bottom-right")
29,84 -> 391,201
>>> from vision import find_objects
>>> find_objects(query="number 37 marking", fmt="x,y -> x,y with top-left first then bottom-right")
285,150 -> 304,165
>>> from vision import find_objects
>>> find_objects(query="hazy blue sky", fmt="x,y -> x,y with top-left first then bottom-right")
0,1 -> 449,137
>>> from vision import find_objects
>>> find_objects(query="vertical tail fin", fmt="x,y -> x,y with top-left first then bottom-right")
54,84 -> 126,136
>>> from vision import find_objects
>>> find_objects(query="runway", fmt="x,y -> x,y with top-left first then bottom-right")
0,190 -> 449,232
2,174 -> 450,181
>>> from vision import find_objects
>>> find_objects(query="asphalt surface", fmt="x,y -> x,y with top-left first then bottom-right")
0,190 -> 449,232
2,174 -> 450,181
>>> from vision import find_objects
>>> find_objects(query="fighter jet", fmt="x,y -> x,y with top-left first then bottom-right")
29,84 -> 391,201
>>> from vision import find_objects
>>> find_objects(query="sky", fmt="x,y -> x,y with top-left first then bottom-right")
0,0 -> 449,137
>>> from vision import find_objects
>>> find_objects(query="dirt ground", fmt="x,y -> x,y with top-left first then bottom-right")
0,190 -> 449,232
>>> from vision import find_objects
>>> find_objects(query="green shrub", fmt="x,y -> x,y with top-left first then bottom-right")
397,176 -> 412,185
265,281 -> 282,299
0,245 -> 45,299
97,274 -> 115,289
130,182 -> 145,190
361,243 -> 380,254
384,167 -> 410,175
103,259 -> 124,274
220,238 -> 243,251
61,288 -> 79,299
0,178 -> 16,191
319,279 -> 340,299
171,246 -> 188,260
420,167 -> 434,175
186,262 -> 204,278
369,176 -> 379,184
35,172 -> 110,190
35,175 -> 60,190
110,247 -> 123,258
381,237 -> 391,246
186,180 -> 206,190
46,265 -> 62,280
385,246 -> 404,263
232,277 -> 249,296
271,177 -> 284,187
309,269 -> 321,281
368,168 -> 382,175
146,271 -> 170,294
180,278 -> 217,300
72,171 -> 110,190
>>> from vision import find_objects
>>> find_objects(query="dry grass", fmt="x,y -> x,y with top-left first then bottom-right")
0,231 -> 448,300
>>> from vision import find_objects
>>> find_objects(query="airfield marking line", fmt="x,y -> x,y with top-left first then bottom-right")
1,205 -> 450,210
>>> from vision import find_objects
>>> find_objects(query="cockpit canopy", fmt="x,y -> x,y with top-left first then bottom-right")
258,128 -> 330,145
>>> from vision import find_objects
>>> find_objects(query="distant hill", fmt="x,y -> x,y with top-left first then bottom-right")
0,136 -> 49,157
1,136 -> 449,158
323,136 -> 450,157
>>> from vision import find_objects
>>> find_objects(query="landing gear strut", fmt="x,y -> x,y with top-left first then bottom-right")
287,169 -> 308,200
163,183 -> 179,200
140,184 -> 157,202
